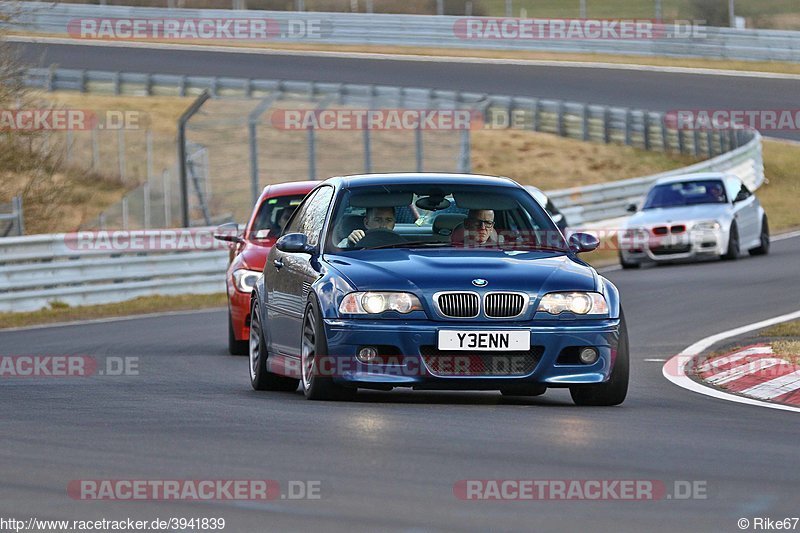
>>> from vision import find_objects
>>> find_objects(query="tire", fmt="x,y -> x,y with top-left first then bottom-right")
569,311 -> 629,406
721,221 -> 739,261
500,385 -> 546,397
618,252 -> 641,270
228,309 -> 249,356
749,215 -> 770,256
249,300 -> 299,392
301,297 -> 357,401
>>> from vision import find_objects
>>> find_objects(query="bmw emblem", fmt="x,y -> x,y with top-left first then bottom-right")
472,279 -> 488,287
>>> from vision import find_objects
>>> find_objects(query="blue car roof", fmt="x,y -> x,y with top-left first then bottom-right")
323,173 -> 520,189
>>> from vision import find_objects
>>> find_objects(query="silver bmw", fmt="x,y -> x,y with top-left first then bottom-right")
618,172 -> 769,268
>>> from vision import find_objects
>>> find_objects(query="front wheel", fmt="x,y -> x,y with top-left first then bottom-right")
569,311 -> 629,406
749,215 -> 770,256
249,301 -> 299,392
301,297 -> 357,401
721,222 -> 739,261
228,309 -> 248,356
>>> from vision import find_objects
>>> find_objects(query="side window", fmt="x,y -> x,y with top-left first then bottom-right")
738,183 -> 752,201
299,186 -> 334,247
283,189 -> 318,236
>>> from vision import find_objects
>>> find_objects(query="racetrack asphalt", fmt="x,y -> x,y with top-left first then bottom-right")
1,236 -> 799,532
12,40 -> 800,141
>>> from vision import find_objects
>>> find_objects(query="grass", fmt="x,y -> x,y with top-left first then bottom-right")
772,341 -> 800,364
0,293 -> 227,330
760,319 -> 800,338
755,140 -> 800,232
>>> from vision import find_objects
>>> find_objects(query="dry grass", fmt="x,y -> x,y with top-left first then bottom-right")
471,129 -> 700,190
760,319 -> 800,338
772,341 -> 800,365
757,140 -> 800,232
0,293 -> 227,330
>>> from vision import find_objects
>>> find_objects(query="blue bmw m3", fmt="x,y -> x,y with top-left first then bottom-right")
249,173 -> 628,406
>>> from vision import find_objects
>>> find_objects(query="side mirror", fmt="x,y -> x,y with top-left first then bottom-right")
626,203 -> 638,213
213,222 -> 243,244
275,233 -> 315,254
568,232 -> 600,253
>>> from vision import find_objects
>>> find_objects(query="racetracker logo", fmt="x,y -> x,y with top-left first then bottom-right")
67,480 -> 322,500
453,18 -> 706,40
270,109 -> 484,131
453,479 -> 707,500
665,109 -> 800,131
0,356 -> 138,377
64,229 -> 229,252
67,18 -> 329,40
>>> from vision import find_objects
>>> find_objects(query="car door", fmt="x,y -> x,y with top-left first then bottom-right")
729,178 -> 759,245
264,186 -> 334,357
264,188 -> 317,356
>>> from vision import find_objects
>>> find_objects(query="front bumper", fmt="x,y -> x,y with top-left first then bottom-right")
620,228 -> 724,264
321,318 -> 621,389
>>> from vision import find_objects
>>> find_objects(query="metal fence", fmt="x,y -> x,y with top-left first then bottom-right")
11,2 -> 800,62
0,229 -> 227,312
0,197 -> 25,238
23,67 -> 762,227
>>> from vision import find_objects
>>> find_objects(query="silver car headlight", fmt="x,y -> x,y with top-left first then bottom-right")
232,269 -> 261,293
339,292 -> 423,315
537,292 -> 609,315
692,221 -> 721,232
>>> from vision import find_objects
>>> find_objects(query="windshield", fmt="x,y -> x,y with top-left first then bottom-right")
249,194 -> 306,239
325,183 -> 567,252
642,180 -> 728,210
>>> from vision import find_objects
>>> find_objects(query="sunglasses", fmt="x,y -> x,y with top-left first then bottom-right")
466,219 -> 495,228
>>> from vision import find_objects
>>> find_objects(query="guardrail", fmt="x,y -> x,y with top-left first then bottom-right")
0,196 -> 24,238
10,2 -> 800,62
0,230 -> 227,312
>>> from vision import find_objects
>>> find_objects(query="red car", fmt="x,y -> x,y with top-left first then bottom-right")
215,181 -> 318,355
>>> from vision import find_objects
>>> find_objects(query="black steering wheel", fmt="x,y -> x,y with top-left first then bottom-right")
353,229 -> 406,249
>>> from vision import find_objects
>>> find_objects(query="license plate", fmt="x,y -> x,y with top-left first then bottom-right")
437,330 -> 530,351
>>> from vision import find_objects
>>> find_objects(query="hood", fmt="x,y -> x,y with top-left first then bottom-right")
627,204 -> 731,227
325,249 -> 597,295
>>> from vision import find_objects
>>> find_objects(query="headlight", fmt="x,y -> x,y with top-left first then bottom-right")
339,292 -> 423,315
692,221 -> 721,232
232,269 -> 261,293
537,292 -> 608,315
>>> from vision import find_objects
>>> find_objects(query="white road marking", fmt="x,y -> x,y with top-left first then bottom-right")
643,358 -> 667,362
705,358 -> 784,386
663,309 -> 800,413
9,35 -> 800,81
739,370 -> 800,400
695,345 -> 773,373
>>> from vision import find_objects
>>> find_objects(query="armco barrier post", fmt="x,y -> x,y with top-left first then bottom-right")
178,90 -> 211,227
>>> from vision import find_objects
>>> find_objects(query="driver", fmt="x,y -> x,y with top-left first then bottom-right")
338,206 -> 396,248
463,209 -> 498,246
708,183 -> 726,202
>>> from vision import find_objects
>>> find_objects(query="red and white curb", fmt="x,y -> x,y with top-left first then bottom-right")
695,344 -> 800,405
663,309 -> 800,413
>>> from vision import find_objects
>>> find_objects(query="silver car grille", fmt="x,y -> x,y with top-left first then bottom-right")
484,292 -> 527,318
435,292 -> 480,318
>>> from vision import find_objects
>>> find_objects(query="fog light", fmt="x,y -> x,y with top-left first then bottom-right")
579,347 -> 599,365
357,346 -> 379,363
